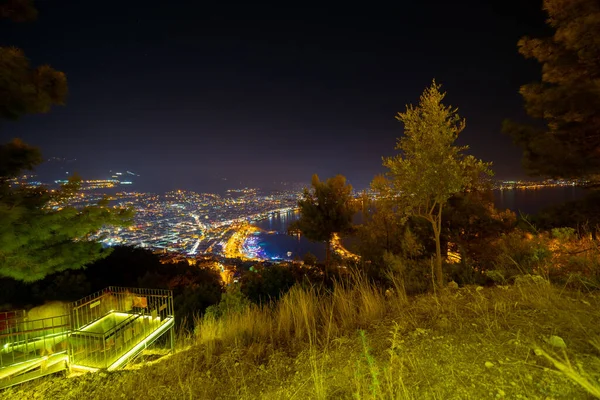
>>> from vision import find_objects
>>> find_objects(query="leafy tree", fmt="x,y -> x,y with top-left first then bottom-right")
0,4 -> 131,282
0,161 -> 133,281
443,190 -> 516,283
166,263 -> 223,328
355,179 -> 434,288
0,47 -> 67,120
83,246 -> 164,290
504,0 -> 600,183
290,174 -> 355,272
381,81 -> 491,287
173,283 -> 222,329
30,271 -> 91,303
0,0 -> 38,22
355,183 -> 409,266
0,138 -> 42,176
1,0 -> 67,120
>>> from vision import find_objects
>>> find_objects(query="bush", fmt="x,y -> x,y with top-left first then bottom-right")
174,283 -> 222,330
487,228 -> 600,288
487,230 -> 552,283
533,191 -> 600,234
446,257 -> 490,286
383,252 -> 431,296
204,285 -> 252,320
240,264 -> 298,304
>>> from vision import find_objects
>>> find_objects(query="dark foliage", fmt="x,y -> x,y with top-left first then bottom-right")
532,191 -> 600,234
0,247 -> 224,330
240,264 -> 298,304
290,174 -> 355,269
504,0 -> 600,182
0,2 -> 130,282
0,160 -> 133,282
0,0 -> 37,22
444,190 -> 516,272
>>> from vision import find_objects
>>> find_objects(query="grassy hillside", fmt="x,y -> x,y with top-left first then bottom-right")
5,276 -> 600,399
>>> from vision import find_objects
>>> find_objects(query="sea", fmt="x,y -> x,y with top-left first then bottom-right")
250,186 -> 589,261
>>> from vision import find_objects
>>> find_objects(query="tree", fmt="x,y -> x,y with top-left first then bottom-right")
0,0 -> 38,22
1,0 -> 67,121
504,0 -> 600,183
382,81 -> 491,287
355,179 -> 411,267
1,0 -> 67,120
0,47 -> 67,120
0,3 -> 132,282
443,190 -> 516,282
0,152 -> 134,281
290,174 -> 355,272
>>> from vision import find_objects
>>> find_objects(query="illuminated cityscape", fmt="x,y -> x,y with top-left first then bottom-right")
11,171 -> 588,261
85,188 -> 301,257
492,179 -> 586,190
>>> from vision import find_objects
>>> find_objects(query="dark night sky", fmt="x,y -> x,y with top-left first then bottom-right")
0,1 -> 548,192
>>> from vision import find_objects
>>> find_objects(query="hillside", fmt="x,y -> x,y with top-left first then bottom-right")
5,277 -> 600,399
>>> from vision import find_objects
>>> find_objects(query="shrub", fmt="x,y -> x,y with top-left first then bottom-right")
240,264 -> 297,304
487,230 -> 552,283
487,227 -> 600,288
205,284 -> 252,319
383,252 -> 431,296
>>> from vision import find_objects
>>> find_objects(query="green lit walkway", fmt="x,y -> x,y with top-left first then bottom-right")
0,287 -> 174,390
70,311 -> 174,371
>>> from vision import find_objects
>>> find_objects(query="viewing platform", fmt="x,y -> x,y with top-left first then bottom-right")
0,287 -> 174,389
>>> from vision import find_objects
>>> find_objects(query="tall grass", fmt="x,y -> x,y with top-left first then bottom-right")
167,268 -> 600,399
194,273 -> 388,353
5,267 -> 600,399
535,347 -> 600,398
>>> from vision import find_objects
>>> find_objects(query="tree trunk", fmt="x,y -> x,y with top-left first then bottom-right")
432,204 -> 444,288
433,224 -> 443,288
325,240 -> 331,280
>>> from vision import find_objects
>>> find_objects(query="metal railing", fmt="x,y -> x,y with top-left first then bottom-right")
1,286 -> 174,387
1,312 -> 69,369
68,287 -> 174,370
0,310 -> 26,334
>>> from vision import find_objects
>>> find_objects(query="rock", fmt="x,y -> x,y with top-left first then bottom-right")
435,316 -> 451,330
546,335 -> 567,349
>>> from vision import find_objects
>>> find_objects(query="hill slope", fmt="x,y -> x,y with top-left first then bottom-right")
5,277 -> 600,399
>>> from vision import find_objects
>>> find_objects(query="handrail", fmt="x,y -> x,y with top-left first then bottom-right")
71,288 -> 112,310
71,287 -> 172,310
1,286 -> 175,380
104,313 -> 141,337
0,317 -> 70,340
1,330 -> 69,347
71,312 -> 145,338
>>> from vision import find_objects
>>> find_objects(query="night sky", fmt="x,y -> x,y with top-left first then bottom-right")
0,1 -> 548,192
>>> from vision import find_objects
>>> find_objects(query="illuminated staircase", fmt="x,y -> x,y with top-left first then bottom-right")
0,287 -> 174,389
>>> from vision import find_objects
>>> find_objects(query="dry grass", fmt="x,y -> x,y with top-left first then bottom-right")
5,274 -> 600,399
